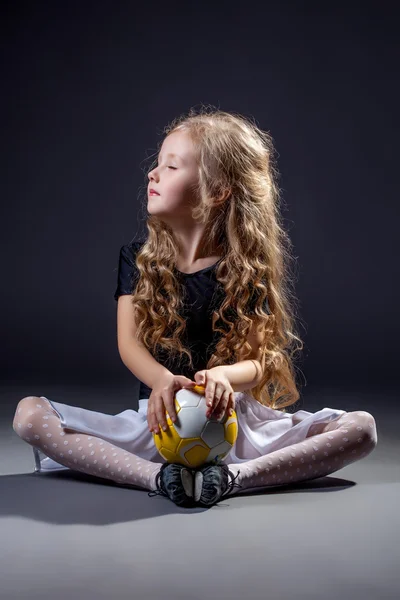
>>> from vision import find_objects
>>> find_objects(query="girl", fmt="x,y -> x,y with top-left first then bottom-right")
12,107 -> 377,508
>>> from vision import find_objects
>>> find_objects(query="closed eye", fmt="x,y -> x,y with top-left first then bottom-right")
156,164 -> 177,170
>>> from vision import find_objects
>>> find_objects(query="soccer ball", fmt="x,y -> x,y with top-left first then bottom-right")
152,385 -> 238,468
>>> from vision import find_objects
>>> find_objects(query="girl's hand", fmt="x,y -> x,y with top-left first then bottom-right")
147,372 -> 196,434
192,367 -> 235,421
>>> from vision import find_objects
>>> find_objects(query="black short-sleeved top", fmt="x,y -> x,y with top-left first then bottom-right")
114,241 -> 271,399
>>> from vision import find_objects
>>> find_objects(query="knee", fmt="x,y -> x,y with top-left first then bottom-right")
348,410 -> 378,449
12,396 -> 44,436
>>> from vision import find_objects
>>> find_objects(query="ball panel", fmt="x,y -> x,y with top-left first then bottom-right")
159,448 -> 185,464
153,415 -> 181,456
207,439 -> 233,463
225,414 -> 239,444
176,405 -> 208,437
175,388 -> 202,407
177,438 -> 210,468
201,420 -> 226,446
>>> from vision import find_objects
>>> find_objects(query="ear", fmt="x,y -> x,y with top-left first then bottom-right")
215,187 -> 231,205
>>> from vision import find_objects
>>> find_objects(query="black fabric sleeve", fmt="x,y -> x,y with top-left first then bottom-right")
113,242 -> 142,302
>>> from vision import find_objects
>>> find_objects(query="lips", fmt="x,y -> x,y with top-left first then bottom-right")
149,189 -> 160,195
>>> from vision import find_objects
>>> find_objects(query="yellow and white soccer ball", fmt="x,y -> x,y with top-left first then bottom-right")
152,384 -> 238,468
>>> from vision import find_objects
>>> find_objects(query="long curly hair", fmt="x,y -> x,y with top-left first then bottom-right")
130,105 -> 305,412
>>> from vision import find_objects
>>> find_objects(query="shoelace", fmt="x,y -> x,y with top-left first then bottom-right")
223,468 -> 243,496
147,464 -> 175,498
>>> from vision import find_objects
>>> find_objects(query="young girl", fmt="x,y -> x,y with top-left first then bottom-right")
12,107 -> 377,508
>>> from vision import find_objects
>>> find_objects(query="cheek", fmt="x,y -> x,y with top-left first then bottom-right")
157,184 -> 194,210
168,178 -> 192,198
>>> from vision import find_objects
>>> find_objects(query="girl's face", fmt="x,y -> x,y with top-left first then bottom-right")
147,130 -> 200,221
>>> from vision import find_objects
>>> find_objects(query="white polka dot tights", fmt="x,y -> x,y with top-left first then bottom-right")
13,399 -> 378,499
226,410 -> 378,494
13,397 -> 162,491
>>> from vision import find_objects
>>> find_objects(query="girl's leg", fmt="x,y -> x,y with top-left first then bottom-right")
12,396 -> 161,492
227,410 -> 377,494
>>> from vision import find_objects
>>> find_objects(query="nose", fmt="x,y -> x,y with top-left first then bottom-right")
148,167 -> 159,182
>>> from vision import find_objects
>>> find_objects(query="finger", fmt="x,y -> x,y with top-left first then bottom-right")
156,398 -> 168,433
207,383 -> 223,416
228,393 -> 235,415
211,397 -> 223,417
216,391 -> 235,421
224,393 -> 232,414
148,405 -> 155,433
185,380 -> 197,387
165,397 -> 177,424
150,403 -> 159,434
148,414 -> 154,433
182,382 -> 196,390
152,401 -> 161,434
216,391 -> 229,421
205,382 -> 216,408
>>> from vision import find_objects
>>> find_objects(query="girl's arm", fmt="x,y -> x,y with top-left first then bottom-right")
117,295 -> 170,389
221,315 -> 265,392
119,337 -> 171,390
219,359 -> 263,393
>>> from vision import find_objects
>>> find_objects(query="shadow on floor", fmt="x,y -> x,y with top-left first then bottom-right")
0,469 -> 356,525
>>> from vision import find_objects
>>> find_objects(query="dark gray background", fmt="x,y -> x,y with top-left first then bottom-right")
2,1 -> 398,394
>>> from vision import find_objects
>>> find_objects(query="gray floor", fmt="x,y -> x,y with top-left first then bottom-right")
1,382 -> 398,600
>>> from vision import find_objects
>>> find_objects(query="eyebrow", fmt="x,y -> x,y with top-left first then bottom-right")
158,152 -> 185,162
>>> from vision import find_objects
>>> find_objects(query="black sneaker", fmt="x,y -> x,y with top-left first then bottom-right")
148,462 -> 196,507
193,461 -> 243,507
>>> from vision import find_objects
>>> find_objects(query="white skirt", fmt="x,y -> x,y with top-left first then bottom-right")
32,393 -> 346,473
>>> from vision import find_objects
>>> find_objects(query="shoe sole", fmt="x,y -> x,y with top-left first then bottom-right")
194,470 -> 203,502
181,468 -> 194,499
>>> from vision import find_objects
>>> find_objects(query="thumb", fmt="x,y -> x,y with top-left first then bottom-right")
176,376 -> 196,388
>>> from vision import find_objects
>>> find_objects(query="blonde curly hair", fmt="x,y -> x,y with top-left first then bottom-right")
130,105 -> 305,412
